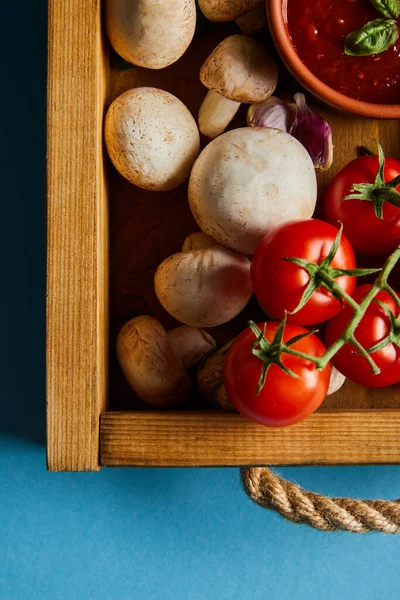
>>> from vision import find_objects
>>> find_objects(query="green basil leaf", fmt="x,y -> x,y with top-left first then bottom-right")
344,18 -> 399,56
369,0 -> 400,19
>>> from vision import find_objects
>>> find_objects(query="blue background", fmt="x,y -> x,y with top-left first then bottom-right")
2,2 -> 400,598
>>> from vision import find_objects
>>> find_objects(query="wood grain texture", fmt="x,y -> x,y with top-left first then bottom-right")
46,0 -> 109,471
47,6 -> 400,469
101,411 -> 400,466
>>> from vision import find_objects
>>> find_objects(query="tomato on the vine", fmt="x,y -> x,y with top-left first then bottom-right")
251,219 -> 358,326
224,320 -> 330,427
324,148 -> 400,256
325,284 -> 400,388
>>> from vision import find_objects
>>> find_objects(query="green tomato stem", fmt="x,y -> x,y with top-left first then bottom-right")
318,272 -> 361,311
350,335 -> 381,374
384,284 -> 400,311
283,245 -> 400,372
280,345 -> 322,366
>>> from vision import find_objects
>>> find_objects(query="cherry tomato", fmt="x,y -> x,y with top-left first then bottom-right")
224,321 -> 330,427
251,219 -> 356,326
324,154 -> 400,255
325,284 -> 400,387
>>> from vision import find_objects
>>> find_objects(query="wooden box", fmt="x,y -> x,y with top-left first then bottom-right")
46,0 -> 400,471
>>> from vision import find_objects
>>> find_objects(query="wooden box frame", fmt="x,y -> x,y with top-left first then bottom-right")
46,0 -> 400,471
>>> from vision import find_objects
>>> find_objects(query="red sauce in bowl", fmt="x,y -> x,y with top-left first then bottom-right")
287,0 -> 400,104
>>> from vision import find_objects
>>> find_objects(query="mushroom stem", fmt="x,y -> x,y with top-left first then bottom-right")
182,232 -> 221,252
167,326 -> 216,369
235,5 -> 267,34
198,90 -> 241,139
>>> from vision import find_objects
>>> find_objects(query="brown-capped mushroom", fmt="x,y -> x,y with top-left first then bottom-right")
167,326 -> 216,368
105,87 -> 200,191
117,317 -> 216,407
197,353 -> 235,410
154,246 -> 252,327
117,316 -> 191,407
105,0 -> 196,69
198,35 -> 278,139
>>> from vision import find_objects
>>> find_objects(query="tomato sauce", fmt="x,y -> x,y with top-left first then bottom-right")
287,0 -> 400,104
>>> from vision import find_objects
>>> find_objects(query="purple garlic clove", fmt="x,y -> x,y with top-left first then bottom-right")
247,96 -> 295,132
289,93 -> 333,171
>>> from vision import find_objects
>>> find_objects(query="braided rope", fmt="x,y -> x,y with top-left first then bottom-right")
242,467 -> 400,533
198,356 -> 400,533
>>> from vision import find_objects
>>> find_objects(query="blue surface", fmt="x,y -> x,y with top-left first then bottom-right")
2,2 -> 400,599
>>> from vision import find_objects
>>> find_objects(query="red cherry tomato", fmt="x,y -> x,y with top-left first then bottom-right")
251,219 -> 356,326
324,154 -> 400,256
325,284 -> 400,387
224,321 -> 330,427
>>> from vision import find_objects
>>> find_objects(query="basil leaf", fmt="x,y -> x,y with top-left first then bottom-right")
344,18 -> 399,56
369,0 -> 400,19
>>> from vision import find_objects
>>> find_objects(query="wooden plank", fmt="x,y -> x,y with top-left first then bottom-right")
100,411 -> 400,467
46,0 -> 109,471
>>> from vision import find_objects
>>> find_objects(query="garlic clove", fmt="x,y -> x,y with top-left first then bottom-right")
247,96 -> 295,132
289,93 -> 333,171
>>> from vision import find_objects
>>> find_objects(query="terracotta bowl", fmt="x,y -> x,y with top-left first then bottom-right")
267,0 -> 400,119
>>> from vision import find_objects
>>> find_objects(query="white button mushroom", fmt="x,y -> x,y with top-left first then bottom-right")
105,87 -> 200,191
105,0 -> 196,69
198,35 -> 278,139
188,127 -> 318,254
167,325 -> 216,368
154,246 -> 253,327
117,317 -> 216,407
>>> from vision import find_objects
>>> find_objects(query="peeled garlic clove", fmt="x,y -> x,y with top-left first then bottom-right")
247,96 -> 295,132
289,93 -> 333,171
327,366 -> 346,396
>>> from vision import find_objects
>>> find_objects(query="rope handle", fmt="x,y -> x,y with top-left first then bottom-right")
198,355 -> 400,533
242,467 -> 400,533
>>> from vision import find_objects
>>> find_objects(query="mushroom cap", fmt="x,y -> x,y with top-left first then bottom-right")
154,247 -> 252,327
188,128 -> 317,254
106,0 -> 196,69
200,35 -> 278,103
105,87 -> 200,191
116,316 -> 191,407
197,0 -> 262,22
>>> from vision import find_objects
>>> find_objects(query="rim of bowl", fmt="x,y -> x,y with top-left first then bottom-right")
267,0 -> 400,119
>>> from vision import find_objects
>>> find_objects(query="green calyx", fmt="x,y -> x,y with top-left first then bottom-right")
283,223 -> 380,314
342,141 -> 400,219
367,292 -> 400,352
249,316 -> 318,393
